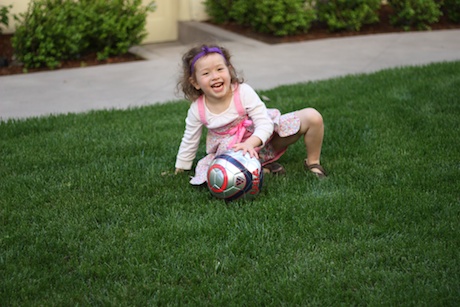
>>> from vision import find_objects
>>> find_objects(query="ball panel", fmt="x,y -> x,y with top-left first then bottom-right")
207,164 -> 228,194
207,150 -> 263,201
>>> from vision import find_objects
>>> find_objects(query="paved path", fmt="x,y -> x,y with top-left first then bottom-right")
1,23 -> 459,120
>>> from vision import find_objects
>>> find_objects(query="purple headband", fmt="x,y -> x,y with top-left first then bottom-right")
190,46 -> 227,74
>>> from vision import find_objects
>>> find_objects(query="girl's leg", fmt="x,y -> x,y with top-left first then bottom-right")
270,108 -> 325,175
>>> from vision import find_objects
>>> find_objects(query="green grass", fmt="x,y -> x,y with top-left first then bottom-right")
1,61 -> 459,305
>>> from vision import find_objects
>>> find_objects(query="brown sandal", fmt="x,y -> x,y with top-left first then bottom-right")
304,160 -> 328,179
263,162 -> 286,175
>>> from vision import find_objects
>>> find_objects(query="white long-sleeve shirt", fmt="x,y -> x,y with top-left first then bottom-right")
175,83 -> 274,170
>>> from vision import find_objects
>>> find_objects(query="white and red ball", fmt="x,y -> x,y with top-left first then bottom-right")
207,150 -> 263,201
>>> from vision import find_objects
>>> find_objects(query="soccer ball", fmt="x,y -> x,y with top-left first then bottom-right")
207,150 -> 263,201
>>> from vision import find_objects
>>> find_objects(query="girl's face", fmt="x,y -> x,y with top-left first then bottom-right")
190,53 -> 232,103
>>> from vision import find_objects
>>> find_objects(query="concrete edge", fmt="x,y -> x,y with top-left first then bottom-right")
178,21 -> 269,47
129,21 -> 269,59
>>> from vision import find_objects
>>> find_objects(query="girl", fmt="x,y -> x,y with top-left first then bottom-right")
175,44 -> 327,185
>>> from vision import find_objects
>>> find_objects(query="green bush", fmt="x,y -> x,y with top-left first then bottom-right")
81,0 -> 154,60
388,0 -> 442,30
229,0 -> 255,27
203,0 -> 234,24
12,0 -> 154,69
205,0 -> 316,36
442,0 -> 460,22
316,0 -> 381,32
0,4 -> 13,34
12,0 -> 88,69
250,0 -> 316,36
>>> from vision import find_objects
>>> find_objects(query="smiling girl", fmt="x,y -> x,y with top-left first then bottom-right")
175,44 -> 327,185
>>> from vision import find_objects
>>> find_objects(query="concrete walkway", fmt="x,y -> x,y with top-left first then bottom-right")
1,22 -> 459,120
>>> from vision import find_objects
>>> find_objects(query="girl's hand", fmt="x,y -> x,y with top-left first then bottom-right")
232,135 -> 262,159
175,168 -> 185,175
232,143 -> 259,159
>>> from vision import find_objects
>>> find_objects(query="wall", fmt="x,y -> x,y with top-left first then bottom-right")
143,0 -> 179,43
0,0 -> 28,34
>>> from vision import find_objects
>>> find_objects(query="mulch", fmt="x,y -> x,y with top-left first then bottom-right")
0,35 -> 143,76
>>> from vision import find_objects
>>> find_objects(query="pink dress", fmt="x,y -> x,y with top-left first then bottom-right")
189,85 -> 301,185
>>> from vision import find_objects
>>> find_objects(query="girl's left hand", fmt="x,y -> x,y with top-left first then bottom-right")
232,143 -> 259,159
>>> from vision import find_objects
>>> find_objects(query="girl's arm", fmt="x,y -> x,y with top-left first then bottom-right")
175,105 -> 203,172
232,84 -> 274,158
241,83 -> 274,139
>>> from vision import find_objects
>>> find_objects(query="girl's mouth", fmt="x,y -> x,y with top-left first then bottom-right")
211,82 -> 224,89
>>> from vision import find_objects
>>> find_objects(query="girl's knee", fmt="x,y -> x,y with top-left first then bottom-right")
298,108 -> 323,128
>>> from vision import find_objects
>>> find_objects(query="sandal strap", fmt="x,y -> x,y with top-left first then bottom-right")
304,161 -> 328,177
263,162 -> 286,175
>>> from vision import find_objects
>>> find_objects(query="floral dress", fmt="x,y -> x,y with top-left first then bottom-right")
189,85 -> 301,185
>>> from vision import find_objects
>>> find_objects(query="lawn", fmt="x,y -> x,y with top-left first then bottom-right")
1,61 -> 459,305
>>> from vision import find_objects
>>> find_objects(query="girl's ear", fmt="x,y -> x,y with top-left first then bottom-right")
189,77 -> 200,90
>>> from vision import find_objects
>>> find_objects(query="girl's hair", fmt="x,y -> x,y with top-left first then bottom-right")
177,44 -> 243,102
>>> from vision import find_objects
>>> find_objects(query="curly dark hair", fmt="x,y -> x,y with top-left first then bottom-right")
176,44 -> 244,102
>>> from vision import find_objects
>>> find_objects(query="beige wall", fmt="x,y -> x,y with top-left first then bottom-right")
179,0 -> 208,21
143,0 -> 179,43
0,0 -> 28,34
0,0 -> 208,43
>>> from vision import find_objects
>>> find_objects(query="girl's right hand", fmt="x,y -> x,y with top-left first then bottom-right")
175,168 -> 185,175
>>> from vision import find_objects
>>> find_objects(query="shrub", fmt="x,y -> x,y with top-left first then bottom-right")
316,0 -> 381,32
251,0 -> 317,36
203,0 -> 234,24
205,0 -> 316,36
0,4 -> 13,34
442,0 -> 460,22
229,0 -> 255,27
388,0 -> 442,30
229,0 -> 316,36
80,0 -> 153,60
12,0 -> 89,69
12,0 -> 154,69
